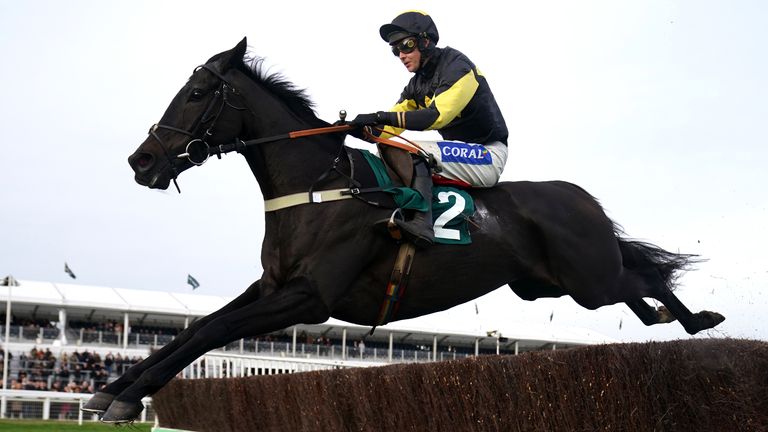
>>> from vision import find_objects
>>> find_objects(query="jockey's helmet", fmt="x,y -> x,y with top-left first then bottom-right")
379,11 -> 439,46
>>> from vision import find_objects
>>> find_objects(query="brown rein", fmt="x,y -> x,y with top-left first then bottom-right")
184,123 -> 426,164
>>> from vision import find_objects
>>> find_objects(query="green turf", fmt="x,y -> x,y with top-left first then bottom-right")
0,419 -> 153,431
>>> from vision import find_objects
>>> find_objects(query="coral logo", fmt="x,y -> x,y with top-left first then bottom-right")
438,142 -> 493,165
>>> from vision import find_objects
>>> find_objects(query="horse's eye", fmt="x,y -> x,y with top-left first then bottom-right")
189,89 -> 205,101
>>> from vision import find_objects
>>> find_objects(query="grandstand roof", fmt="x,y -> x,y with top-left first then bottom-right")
1,279 -> 617,351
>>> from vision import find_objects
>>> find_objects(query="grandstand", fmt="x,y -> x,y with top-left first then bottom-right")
0,277 -> 614,424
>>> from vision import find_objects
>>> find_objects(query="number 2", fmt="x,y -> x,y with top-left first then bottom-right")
433,191 -> 465,240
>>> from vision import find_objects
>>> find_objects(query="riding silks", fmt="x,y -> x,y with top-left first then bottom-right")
359,149 -> 474,245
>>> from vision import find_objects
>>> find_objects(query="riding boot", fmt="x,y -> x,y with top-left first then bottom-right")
389,160 -> 434,248
396,171 -> 435,248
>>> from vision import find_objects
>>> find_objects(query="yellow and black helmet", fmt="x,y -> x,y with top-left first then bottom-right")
379,10 -> 439,45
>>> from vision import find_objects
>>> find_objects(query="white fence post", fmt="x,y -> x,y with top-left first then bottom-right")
42,397 -> 50,420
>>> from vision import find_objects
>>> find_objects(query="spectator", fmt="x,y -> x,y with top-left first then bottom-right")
94,368 -> 108,388
115,353 -> 124,374
22,378 -> 36,390
72,364 -> 82,382
80,380 -> 94,394
104,352 -> 114,373
51,380 -> 63,392
65,380 -> 80,393
58,364 -> 70,382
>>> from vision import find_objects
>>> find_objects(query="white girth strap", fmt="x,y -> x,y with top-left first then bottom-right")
263,188 -> 353,212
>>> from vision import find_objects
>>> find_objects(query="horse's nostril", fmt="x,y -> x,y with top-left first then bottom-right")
137,154 -> 152,168
129,152 -> 155,172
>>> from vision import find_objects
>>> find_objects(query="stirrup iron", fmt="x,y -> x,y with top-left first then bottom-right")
383,208 -> 404,241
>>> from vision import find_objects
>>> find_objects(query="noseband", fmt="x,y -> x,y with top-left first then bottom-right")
146,64 -> 246,192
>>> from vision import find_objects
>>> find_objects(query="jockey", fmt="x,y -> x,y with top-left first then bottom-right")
351,10 -> 509,248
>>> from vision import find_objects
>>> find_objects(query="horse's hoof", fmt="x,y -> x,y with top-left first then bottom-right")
81,392 -> 115,414
707,311 -> 726,327
100,400 -> 144,424
687,311 -> 726,335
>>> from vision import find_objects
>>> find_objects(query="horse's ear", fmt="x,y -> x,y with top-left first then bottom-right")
207,38 -> 248,71
205,37 -> 248,68
230,37 -> 248,61
229,37 -> 248,68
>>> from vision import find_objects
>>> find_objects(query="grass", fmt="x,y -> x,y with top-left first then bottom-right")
0,419 -> 153,431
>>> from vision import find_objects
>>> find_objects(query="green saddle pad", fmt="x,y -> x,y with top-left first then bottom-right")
359,150 -> 474,245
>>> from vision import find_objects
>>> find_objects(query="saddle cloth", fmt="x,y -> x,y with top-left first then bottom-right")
358,149 -> 474,245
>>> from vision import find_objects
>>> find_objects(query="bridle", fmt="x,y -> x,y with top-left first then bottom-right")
144,64 -> 426,193
146,64 -> 247,192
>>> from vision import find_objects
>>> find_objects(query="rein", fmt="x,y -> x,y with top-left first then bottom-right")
178,123 -> 426,165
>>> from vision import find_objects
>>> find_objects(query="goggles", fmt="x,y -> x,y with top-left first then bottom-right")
391,37 -> 418,56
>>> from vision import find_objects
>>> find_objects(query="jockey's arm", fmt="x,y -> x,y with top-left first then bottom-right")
377,67 -> 480,138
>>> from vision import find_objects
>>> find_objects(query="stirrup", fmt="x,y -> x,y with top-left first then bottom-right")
374,209 -> 434,248
374,209 -> 404,241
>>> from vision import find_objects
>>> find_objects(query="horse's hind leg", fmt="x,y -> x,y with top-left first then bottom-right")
618,268 -> 723,334
651,287 -> 725,335
83,279 -> 264,414
610,238 -> 724,334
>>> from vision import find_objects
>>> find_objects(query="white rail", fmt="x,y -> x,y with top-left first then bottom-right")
182,352 -> 381,379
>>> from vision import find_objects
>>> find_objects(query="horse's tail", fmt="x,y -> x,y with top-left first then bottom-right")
614,226 -> 701,291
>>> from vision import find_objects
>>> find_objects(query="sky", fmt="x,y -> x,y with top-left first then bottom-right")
1,1 -> 766,344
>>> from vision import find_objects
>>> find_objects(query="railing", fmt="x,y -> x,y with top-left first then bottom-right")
1,325 -> 175,348
0,389 -> 153,422
2,324 -> 493,365
0,326 -> 60,343
181,352 -> 377,379
221,339 -> 474,363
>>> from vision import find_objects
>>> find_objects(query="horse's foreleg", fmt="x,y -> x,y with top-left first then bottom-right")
100,277 -> 330,423
83,279 -> 264,414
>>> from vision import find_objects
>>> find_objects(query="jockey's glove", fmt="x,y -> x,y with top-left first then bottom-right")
351,112 -> 382,127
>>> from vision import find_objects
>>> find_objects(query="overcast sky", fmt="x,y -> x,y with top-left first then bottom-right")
1,1 -> 766,343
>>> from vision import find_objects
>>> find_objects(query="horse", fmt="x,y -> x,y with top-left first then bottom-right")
85,37 -> 724,423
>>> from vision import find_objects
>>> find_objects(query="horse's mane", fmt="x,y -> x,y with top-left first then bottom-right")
236,54 -> 321,124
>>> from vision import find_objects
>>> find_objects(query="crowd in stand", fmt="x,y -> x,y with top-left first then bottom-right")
6,347 -> 143,393
2,317 -> 57,329
68,319 -> 124,335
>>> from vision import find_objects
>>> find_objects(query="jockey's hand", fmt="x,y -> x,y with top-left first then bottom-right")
351,112 -> 381,127
348,125 -> 374,142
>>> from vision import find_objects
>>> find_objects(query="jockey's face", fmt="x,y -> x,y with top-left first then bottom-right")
399,47 -> 422,73
391,37 -> 422,73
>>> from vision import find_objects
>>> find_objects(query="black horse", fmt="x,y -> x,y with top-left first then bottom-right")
86,38 -> 724,422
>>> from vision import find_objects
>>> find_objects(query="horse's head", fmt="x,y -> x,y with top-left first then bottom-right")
128,38 -> 250,190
